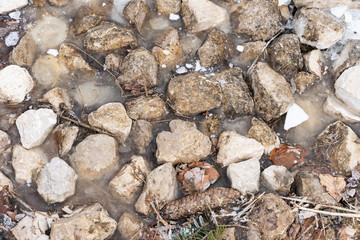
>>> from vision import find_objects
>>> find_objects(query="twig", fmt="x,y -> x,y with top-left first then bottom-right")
150,202 -> 169,226
296,205 -> 360,218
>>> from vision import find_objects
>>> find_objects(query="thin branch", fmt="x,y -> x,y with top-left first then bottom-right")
296,205 -> 360,218
150,202 -> 169,226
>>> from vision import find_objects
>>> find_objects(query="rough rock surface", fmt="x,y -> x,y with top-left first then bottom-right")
231,0 -> 282,41
124,0 -> 149,32
70,134 -> 119,180
293,8 -> 344,49
261,165 -> 294,195
0,130 -> 11,157
105,53 -> 121,71
49,0 -> 69,6
181,0 -> 228,33
236,41 -> 267,69
44,87 -> 72,112
130,120 -> 152,154
0,65 -> 34,103
117,213 -> 143,240
16,109 -> 57,149
303,50 -> 323,79
167,72 -> 223,115
293,71 -> 319,94
217,131 -> 264,167
250,62 -> 295,121
156,120 -> 211,164
0,171 -> 12,189
50,203 -> 117,240
59,43 -> 93,72
11,33 -> 36,67
32,55 -> 62,87
88,103 -> 132,143
71,7 -> 105,35
293,0 -> 360,8
156,0 -> 181,15
53,124 -> 79,156
332,40 -> 360,78
0,0 -> 28,14
125,95 -> 167,121
323,96 -> 360,123
248,118 -> 280,155
135,163 -> 178,215
227,158 -> 260,194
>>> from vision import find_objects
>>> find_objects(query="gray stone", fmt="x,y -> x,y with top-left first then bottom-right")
248,118 -> 280,155
126,95 -> 167,121
11,33 -> 36,67
117,213 -> 143,240
71,7 -> 105,35
44,88 -> 72,112
323,96 -> 360,123
131,120 -> 153,154
124,0 -> 149,32
156,0 -> 181,15
332,40 -> 360,78
59,43 -> 93,73
227,158 -> 260,194
293,71 -> 319,94
261,165 -> 294,195
52,124 -> 79,156
0,0 -> 28,14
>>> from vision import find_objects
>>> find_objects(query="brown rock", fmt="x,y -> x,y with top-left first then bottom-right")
269,144 -> 309,169
124,0 -> 149,32
156,0 -> 181,15
332,40 -> 360,78
117,213 -> 143,239
105,53 -> 121,71
48,0 -> 69,6
303,50 -> 324,79
71,8 -> 105,35
11,33 -> 36,67
293,71 -> 319,94
237,41 -> 267,69
126,95 -> 167,121
130,120 -> 152,154
59,43 -> 93,73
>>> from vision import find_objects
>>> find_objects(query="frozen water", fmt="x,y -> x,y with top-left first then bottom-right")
5,31 -> 19,46
169,13 -> 180,21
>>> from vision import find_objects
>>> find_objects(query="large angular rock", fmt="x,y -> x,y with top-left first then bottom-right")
217,131 -> 264,167
0,65 -> 34,104
11,33 -> 36,67
250,62 -> 295,121
52,124 -> 79,156
248,118 -> 280,155
88,103 -> 132,143
130,120 -> 153,154
0,171 -> 13,190
124,0 -> 149,32
227,158 -> 260,194
293,71 -> 319,94
70,134 -> 119,180
135,163 -> 178,215
59,43 -> 93,72
117,213 -> 143,240
50,203 -> 117,240
0,0 -> 28,14
156,0 -> 181,15
332,40 -> 360,78
167,72 -> 223,116
125,95 -> 167,121
323,96 -> 360,123
156,120 -> 211,164
16,109 -> 57,149
293,0 -> 360,8
293,8 -> 344,49
71,7 -> 105,35
43,87 -> 72,112
261,165 -> 294,195
32,55 -> 62,87
231,0 -> 282,41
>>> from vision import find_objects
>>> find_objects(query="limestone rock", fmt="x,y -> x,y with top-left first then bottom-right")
237,41 -> 267,69
0,130 -> 11,158
227,158 -> 260,194
323,96 -> 360,123
59,43 -> 93,72
32,55 -> 62,87
53,124 -> 79,156
167,72 -> 223,115
0,65 -> 34,104
125,95 -> 167,121
71,8 -> 105,35
11,33 -> 36,67
156,0 -> 181,15
88,103 -> 132,143
248,118 -> 280,155
293,71 -> 319,94
293,8 -> 344,49
0,0 -> 28,14
303,50 -> 324,79
250,62 -> 295,121
105,53 -> 121,71
156,120 -> 211,164
49,0 -> 69,6
0,171 -> 13,190
70,134 -> 119,180
124,0 -> 149,32
44,87 -> 72,112
117,213 -> 143,240
16,109 -> 57,149
332,40 -> 360,78
50,203 -> 117,240
261,165 -> 294,195
293,0 -> 360,8
135,163 -> 178,215
181,0 -> 228,33
217,131 -> 264,167
130,120 -> 152,154
231,0 -> 282,41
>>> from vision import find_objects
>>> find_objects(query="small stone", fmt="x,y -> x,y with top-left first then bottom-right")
124,0 -> 149,32
130,120 -> 152,154
0,0 -> 28,14
52,124 -> 79,156
59,43 -> 93,73
227,158 -> 260,194
43,88 -> 72,112
11,33 -> 36,67
237,41 -> 268,69
293,71 -> 319,94
284,103 -> 309,131
156,0 -> 181,15
117,213 -> 143,240
217,131 -> 264,167
279,5 -> 291,21
156,119 -> 211,164
323,96 -> 360,123
0,171 -> 13,190
71,7 -> 105,35
0,130 -> 11,157
88,103 -> 132,143
332,40 -> 360,78
105,53 -> 121,71
261,165 -> 294,195
48,0 -> 69,6
16,109 -> 57,149
125,95 -> 167,121
32,55 -> 62,87
303,50 -> 324,79
248,118 -> 280,155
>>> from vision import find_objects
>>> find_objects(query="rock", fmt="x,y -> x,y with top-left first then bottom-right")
248,193 -> 295,240
293,8 -> 344,49
0,0 -> 28,14
88,103 -> 132,143
293,71 -> 319,94
284,103 -> 309,130
43,88 -> 72,112
167,72 -> 223,115
332,40 -> 360,78
71,8 -> 105,35
83,21 -> 137,53
135,163 -> 178,215
181,0 -> 228,33
70,134 -> 119,180
0,130 -> 11,157
231,0 -> 282,41
303,50 -> 324,79
198,29 -> 233,67
156,0 -> 181,15
268,34 -> 303,79
236,41 -> 268,69
323,96 -> 360,123
36,157 -> 77,204
50,203 -> 117,240
32,55 -> 62,87
124,0 -> 149,32
11,33 -> 36,67
118,47 -> 158,90
48,0 -> 69,6
117,213 -> 143,239
109,156 -> 150,203
156,120 -> 211,164
130,120 -> 152,154
316,121 -> 360,173
0,171 -> 12,190
105,53 -> 120,71
227,158 -> 260,194
293,0 -> 360,8
250,62 -> 295,121
16,109 -> 57,149
215,68 -> 254,119
125,95 -> 167,121
248,118 -> 280,155
217,131 -> 264,167
12,144 -> 48,184
59,43 -> 93,72
279,5 -> 291,21
53,124 -> 79,156
261,165 -> 294,195
0,65 -> 34,104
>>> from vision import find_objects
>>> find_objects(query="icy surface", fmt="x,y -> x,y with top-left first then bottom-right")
169,13 -> 180,21
5,32 -> 19,46
284,103 -> 309,130
47,49 -> 59,56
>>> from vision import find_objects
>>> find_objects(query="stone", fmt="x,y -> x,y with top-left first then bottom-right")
231,0 -> 282,41
53,124 -> 79,156
16,109 -> 57,149
198,29 -> 233,67
0,130 -> 11,158
126,95 -> 167,121
48,0 -> 69,6
11,33 -> 36,67
237,41 -> 267,69
36,157 -> 77,204
167,72 -> 223,115
0,0 -> 28,14
215,68 -> 254,119
0,171 -> 12,190
88,103 -> 132,143
293,0 -> 360,8
109,156 -> 150,203
293,71 -> 319,94
124,0 -> 149,32
130,120 -> 152,154
135,163 -> 178,215
0,65 -> 34,104
32,55 -> 62,87
268,34 -> 303,79
332,40 -> 360,78
303,50 -> 324,79
181,0 -> 228,33
156,0 -> 181,15
250,62 -> 295,121
44,88 -> 72,112
59,43 -> 93,73
261,165 -> 294,195
105,53 -> 120,71
227,158 -> 260,194
70,134 -> 119,180
84,21 -> 137,53
117,213 -> 143,239
284,103 -> 309,130
248,118 -> 280,155
71,7 -> 105,35
323,96 -> 360,123
50,203 -> 117,240
293,8 -> 344,49
156,119 -> 211,164
217,131 -> 264,167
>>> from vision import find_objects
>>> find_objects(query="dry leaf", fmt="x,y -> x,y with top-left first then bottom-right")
269,144 -> 308,169
319,174 -> 346,202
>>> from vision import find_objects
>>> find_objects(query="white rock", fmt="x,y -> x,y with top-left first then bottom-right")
0,0 -> 28,14
44,88 -> 72,112
261,165 -> 294,195
0,65 -> 34,103
323,96 -> 360,123
303,50 -> 324,79
227,158 -> 260,194
117,213 -> 143,239
0,171 -> 13,190
53,124 -> 79,156
0,130 -> 11,156
37,157 -> 77,204
217,131 -> 264,167
16,109 -> 57,149
284,103 -> 309,130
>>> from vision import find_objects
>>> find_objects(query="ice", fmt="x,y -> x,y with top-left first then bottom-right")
9,10 -> 21,20
278,0 -> 291,6
284,103 -> 309,130
175,66 -> 187,74
47,49 -> 59,56
161,64 -> 166,68
330,6 -> 347,18
5,31 -> 19,46
236,45 -> 244,52
169,13 -> 180,21
185,63 -> 193,69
